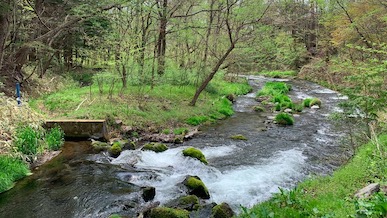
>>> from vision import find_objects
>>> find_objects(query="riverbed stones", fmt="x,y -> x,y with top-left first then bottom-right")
183,176 -> 210,199
182,147 -> 208,164
211,202 -> 235,218
355,183 -> 380,199
91,140 -> 110,152
142,186 -> 156,202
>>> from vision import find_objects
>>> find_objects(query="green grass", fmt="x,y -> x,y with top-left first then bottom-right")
257,82 -> 291,97
0,155 -> 30,193
45,126 -> 65,151
239,134 -> 387,218
30,72 -> 251,130
275,113 -> 295,125
255,70 -> 297,78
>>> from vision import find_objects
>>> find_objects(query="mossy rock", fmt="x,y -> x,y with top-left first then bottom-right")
310,98 -> 322,107
253,105 -> 265,112
183,176 -> 210,199
123,141 -> 136,150
91,140 -> 110,152
108,215 -> 122,218
230,134 -> 247,140
211,203 -> 235,218
142,142 -> 168,153
166,195 -> 200,211
275,112 -> 294,125
108,142 -> 123,157
174,136 -> 184,144
182,147 -> 208,164
145,207 -> 189,218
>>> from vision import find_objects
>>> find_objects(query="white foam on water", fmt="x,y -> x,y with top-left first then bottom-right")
112,147 -> 307,211
312,88 -> 337,94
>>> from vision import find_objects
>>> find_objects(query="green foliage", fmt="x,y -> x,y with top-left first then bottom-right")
142,143 -> 168,153
275,113 -> 294,125
354,193 -> 387,217
182,147 -> 208,165
173,128 -> 189,135
255,70 -> 297,78
147,207 -> 189,218
0,155 -> 30,193
303,98 -> 312,107
257,82 -> 291,97
217,98 -> 234,117
293,103 -> 304,113
14,126 -> 42,155
186,116 -> 208,126
45,127 -> 64,151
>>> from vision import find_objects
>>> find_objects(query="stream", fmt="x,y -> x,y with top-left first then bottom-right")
0,76 -> 352,218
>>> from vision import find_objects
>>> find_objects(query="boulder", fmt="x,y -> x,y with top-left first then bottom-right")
142,142 -> 168,153
142,187 -> 156,202
166,195 -> 200,211
311,105 -> 320,109
144,207 -> 189,218
91,140 -> 110,152
284,108 -> 292,113
355,183 -> 380,199
182,147 -> 208,164
108,141 -> 123,158
183,176 -> 210,199
211,202 -> 235,218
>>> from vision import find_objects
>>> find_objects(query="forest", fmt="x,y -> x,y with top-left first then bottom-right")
0,0 -> 386,217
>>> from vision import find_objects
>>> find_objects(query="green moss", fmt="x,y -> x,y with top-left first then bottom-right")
0,155 -> 30,193
91,140 -> 110,152
212,203 -> 235,218
182,147 -> 208,164
108,142 -> 122,157
185,176 -> 210,199
303,98 -> 312,107
142,142 -> 168,153
275,113 -> 294,125
310,98 -> 322,107
230,134 -> 248,140
147,207 -> 189,218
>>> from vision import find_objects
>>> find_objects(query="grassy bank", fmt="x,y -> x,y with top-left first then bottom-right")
30,72 -> 251,130
0,155 -> 30,193
239,134 -> 387,217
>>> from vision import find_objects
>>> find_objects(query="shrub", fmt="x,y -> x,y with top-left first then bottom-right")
0,155 -> 30,193
275,113 -> 294,125
186,116 -> 208,126
14,126 -> 42,155
45,126 -> 64,151
182,147 -> 208,164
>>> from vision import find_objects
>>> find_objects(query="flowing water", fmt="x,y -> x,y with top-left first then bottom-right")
0,76 -> 352,217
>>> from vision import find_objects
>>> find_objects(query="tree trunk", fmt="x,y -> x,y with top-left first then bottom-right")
0,4 -> 10,70
156,0 -> 167,75
189,43 -> 235,106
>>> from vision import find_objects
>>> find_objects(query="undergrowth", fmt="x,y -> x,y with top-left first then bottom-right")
0,155 -> 30,193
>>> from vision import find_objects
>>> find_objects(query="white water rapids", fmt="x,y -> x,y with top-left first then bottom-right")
112,145 -> 307,210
